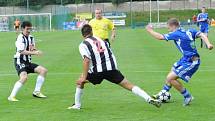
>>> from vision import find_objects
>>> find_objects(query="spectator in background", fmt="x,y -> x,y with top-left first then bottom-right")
14,19 -> 20,34
192,15 -> 197,24
89,9 -> 116,44
187,19 -> 191,26
211,18 -> 215,26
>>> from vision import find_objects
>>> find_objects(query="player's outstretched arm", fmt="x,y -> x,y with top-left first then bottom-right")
76,57 -> 90,85
198,33 -> 214,50
111,28 -> 116,42
20,50 -> 43,56
146,25 -> 164,40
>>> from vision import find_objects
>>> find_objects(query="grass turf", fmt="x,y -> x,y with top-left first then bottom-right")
0,27 -> 215,121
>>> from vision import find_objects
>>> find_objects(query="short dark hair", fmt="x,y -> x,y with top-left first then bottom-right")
81,24 -> 92,37
21,21 -> 32,29
167,18 -> 180,27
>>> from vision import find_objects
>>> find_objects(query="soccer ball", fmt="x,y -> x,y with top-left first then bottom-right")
157,90 -> 171,103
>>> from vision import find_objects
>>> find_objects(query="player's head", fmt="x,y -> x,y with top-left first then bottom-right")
21,21 -> 32,36
167,18 -> 180,32
81,24 -> 93,38
95,8 -> 102,20
202,7 -> 206,13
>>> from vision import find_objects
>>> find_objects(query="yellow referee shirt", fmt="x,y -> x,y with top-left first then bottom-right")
89,17 -> 114,40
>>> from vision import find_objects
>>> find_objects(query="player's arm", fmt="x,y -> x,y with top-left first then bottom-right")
109,20 -> 116,41
76,56 -> 90,85
197,14 -> 204,22
111,27 -> 116,41
16,37 -> 42,56
146,25 -> 164,40
198,33 -> 213,50
19,50 -> 42,56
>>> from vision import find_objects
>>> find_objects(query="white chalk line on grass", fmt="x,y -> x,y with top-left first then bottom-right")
0,69 -> 215,77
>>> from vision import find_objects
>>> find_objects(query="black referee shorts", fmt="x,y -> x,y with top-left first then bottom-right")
87,70 -> 125,85
14,59 -> 39,76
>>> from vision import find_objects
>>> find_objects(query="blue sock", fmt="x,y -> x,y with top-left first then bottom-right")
162,84 -> 172,92
181,88 -> 191,98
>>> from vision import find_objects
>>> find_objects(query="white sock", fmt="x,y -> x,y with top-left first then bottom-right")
10,81 -> 23,97
132,86 -> 151,102
34,75 -> 45,92
74,87 -> 83,107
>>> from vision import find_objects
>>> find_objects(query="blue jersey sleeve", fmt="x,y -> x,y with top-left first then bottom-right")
163,31 -> 178,41
197,14 -> 201,21
189,29 -> 201,39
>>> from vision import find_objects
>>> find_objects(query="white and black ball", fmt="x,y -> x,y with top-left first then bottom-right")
157,90 -> 171,103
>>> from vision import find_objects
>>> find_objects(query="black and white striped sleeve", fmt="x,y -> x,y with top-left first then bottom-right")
79,43 -> 91,59
16,36 -> 25,52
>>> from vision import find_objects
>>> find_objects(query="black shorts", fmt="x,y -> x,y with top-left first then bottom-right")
15,26 -> 19,29
14,60 -> 39,75
87,70 -> 125,85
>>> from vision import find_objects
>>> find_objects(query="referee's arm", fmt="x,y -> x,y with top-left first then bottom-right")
109,20 -> 116,41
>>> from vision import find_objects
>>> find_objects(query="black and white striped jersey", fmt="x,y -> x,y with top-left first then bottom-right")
14,33 -> 35,64
79,36 -> 117,73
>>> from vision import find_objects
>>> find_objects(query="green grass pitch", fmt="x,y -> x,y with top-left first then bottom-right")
0,28 -> 215,121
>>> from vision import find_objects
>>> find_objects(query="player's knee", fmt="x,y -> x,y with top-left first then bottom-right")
43,68 -> 48,74
20,75 -> 28,83
166,79 -> 173,84
40,68 -> 48,75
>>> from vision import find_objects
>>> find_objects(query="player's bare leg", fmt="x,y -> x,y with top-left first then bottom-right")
33,66 -> 48,98
16,28 -> 19,34
201,33 -> 208,48
167,72 -> 193,106
8,72 -> 28,101
119,78 -> 161,108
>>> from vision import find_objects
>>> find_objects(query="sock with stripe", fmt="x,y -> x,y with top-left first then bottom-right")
162,84 -> 172,92
181,88 -> 191,98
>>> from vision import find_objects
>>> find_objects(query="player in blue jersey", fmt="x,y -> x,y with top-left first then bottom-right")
146,18 -> 213,106
197,7 -> 210,48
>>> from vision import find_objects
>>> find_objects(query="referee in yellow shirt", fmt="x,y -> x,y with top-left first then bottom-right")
89,9 -> 116,44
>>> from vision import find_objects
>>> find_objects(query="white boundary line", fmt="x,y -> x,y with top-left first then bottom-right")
0,69 -> 214,77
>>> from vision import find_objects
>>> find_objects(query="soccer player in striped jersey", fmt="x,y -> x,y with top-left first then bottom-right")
8,21 -> 48,102
68,24 -> 161,110
146,18 -> 213,106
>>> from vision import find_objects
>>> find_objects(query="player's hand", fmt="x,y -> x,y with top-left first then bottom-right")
34,50 -> 43,56
207,44 -> 214,50
111,34 -> 116,42
29,45 -> 37,51
76,77 -> 87,85
146,24 -> 153,32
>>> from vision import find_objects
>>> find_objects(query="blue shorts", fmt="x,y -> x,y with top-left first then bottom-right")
172,58 -> 200,82
199,25 -> 209,33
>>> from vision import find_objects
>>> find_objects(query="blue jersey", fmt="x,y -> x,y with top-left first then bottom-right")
163,28 -> 201,60
197,13 -> 209,27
